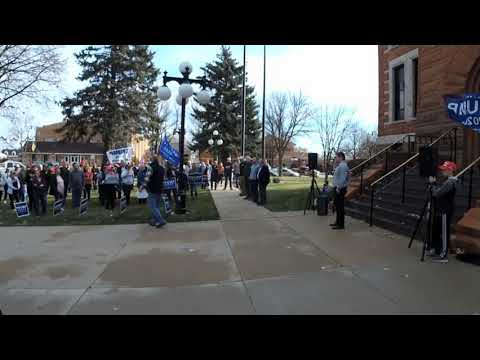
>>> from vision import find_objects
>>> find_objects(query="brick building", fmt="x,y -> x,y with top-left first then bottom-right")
378,45 -> 480,167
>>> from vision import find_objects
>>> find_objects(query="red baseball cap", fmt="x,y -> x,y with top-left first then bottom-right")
438,161 -> 457,172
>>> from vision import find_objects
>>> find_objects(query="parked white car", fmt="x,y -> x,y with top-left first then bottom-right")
271,167 -> 301,177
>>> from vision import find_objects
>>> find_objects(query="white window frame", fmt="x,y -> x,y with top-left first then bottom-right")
388,48 -> 418,123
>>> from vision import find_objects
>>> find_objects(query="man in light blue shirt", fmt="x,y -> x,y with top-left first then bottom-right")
249,158 -> 260,203
331,152 -> 350,230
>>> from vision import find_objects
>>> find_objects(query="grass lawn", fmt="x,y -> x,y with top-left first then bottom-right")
265,176 -> 332,212
0,188 -> 219,226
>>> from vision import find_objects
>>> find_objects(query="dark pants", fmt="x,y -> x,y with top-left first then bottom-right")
249,179 -> 258,202
72,189 -> 82,208
63,183 -> 69,200
258,183 -> 268,205
234,174 -> 240,188
83,184 -> 92,200
122,184 -> 133,205
117,184 -> 122,199
210,179 -> 217,190
334,187 -> 347,227
104,184 -> 116,210
244,178 -> 250,198
139,198 -> 147,204
98,184 -> 105,206
9,191 -> 19,209
0,190 -> 2,205
27,187 -> 34,210
3,184 -> 7,200
432,211 -> 452,258
32,190 -> 47,216
224,173 -> 233,189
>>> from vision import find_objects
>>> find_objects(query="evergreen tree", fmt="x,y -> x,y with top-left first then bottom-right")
59,45 -> 159,150
190,46 -> 261,160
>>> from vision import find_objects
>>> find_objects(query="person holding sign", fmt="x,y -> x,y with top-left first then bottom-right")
103,165 -> 119,213
121,163 -> 135,206
146,155 -> 167,228
31,166 -> 48,217
6,171 -> 21,210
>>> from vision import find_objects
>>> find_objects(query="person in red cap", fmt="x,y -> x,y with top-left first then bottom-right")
429,161 -> 458,263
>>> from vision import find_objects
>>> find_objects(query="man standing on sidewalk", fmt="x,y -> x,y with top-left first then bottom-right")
330,152 -> 349,230
257,159 -> 270,206
223,158 -> 233,190
146,155 -> 167,228
248,158 -> 260,203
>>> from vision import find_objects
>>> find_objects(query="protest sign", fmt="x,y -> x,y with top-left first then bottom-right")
162,194 -> 173,215
120,196 -> 127,213
188,174 -> 204,185
444,93 -> 480,133
15,202 -> 30,218
79,198 -> 88,216
106,147 -> 133,164
53,199 -> 64,216
163,178 -> 177,190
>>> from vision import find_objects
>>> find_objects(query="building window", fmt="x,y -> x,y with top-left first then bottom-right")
412,58 -> 418,117
388,48 -> 419,122
393,65 -> 405,121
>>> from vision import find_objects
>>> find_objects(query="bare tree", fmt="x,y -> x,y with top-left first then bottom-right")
314,105 -> 354,182
265,91 -> 314,175
357,130 -> 378,159
0,45 -> 64,111
2,111 -> 36,150
344,122 -> 366,160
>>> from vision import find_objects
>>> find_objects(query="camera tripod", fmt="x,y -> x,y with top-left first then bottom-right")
408,184 -> 435,262
304,171 -> 321,215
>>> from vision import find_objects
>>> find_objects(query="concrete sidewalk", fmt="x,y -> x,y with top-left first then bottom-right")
0,188 -> 479,314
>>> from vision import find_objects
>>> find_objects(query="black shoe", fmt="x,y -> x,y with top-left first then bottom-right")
332,226 -> 345,230
155,222 -> 167,228
329,223 -> 337,227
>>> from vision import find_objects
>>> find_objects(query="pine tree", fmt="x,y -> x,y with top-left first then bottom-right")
190,46 -> 261,161
59,45 -> 159,151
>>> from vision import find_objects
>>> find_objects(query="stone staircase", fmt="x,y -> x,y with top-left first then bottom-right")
346,166 -> 480,237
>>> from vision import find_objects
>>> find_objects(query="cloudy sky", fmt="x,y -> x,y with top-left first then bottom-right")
0,45 -> 378,153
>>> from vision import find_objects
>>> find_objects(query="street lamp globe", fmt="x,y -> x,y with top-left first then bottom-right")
213,130 -> 219,136
176,94 -> 189,106
178,82 -> 194,98
196,89 -> 211,105
217,139 -> 223,146
208,139 -> 214,146
158,85 -> 171,101
179,61 -> 193,75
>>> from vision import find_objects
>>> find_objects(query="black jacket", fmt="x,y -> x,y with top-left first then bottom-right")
60,167 -> 70,185
432,177 -> 457,214
243,162 -> 252,178
224,162 -> 233,175
258,165 -> 270,186
147,160 -> 165,194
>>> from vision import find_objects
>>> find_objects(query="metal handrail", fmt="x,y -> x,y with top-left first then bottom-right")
350,134 -> 411,174
456,155 -> 480,179
456,155 -> 480,210
368,126 -> 459,226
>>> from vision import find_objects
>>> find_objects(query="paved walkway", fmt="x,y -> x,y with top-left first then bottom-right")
1,188 -> 479,314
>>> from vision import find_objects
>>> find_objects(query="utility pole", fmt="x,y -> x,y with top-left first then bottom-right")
262,45 -> 266,159
241,45 -> 246,157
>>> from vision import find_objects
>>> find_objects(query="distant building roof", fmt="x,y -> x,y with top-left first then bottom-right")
24,141 -> 105,154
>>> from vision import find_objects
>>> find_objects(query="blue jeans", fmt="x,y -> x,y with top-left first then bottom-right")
147,193 -> 166,225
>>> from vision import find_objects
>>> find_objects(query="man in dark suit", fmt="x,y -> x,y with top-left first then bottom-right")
223,159 -> 233,190
257,159 -> 270,206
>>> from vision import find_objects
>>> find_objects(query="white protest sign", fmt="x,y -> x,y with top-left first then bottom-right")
106,147 -> 133,164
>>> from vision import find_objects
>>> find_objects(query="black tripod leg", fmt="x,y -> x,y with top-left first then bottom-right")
408,198 -> 429,248
421,199 -> 434,262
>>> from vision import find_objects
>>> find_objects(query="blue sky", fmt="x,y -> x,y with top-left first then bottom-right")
0,45 -> 379,153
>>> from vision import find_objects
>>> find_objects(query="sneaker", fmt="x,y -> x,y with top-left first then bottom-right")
431,256 -> 448,263
155,222 -> 167,228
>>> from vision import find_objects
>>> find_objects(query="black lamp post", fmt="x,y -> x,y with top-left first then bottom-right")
158,62 -> 211,212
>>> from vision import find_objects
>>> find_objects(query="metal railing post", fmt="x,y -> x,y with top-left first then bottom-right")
360,165 -> 364,195
369,185 -> 375,227
454,128 -> 457,165
468,167 -> 474,209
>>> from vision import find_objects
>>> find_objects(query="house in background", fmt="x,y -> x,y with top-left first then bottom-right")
1,148 -> 21,161
22,122 -> 150,165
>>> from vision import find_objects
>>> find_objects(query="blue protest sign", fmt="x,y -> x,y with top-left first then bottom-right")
15,202 -> 30,218
162,194 -> 173,215
53,200 -> 64,216
120,196 -> 127,213
188,174 -> 203,185
163,179 -> 177,190
106,147 -> 133,164
79,198 -> 89,216
444,93 -> 480,133
159,137 -> 180,167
